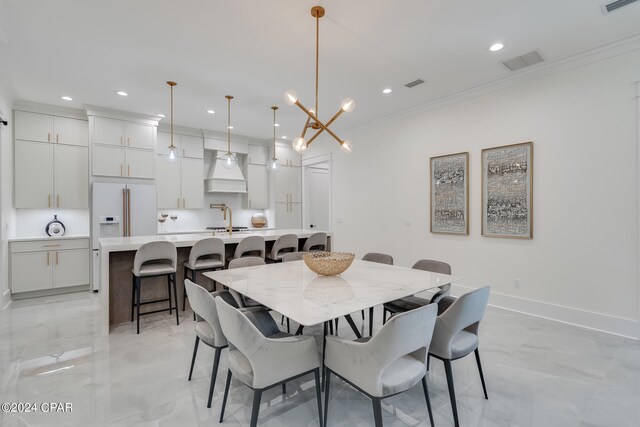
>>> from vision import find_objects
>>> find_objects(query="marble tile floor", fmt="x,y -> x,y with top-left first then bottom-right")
0,291 -> 639,427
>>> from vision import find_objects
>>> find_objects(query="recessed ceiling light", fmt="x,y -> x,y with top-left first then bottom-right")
274,123 -> 280,127
227,125 -> 234,130
382,88 -> 392,94
281,136 -> 287,139
157,113 -> 166,118
489,42 -> 504,52
60,96 -> 73,101
116,90 -> 128,96
207,110 -> 215,114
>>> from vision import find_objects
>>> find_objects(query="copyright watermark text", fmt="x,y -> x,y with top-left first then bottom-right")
1,402 -> 73,413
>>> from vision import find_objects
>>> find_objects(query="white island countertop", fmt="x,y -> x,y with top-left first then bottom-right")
99,229 -> 332,252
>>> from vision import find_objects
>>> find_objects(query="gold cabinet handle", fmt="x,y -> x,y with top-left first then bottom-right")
56,195 -> 60,207
183,198 -> 186,208
48,132 -> 51,142
249,199 -> 251,209
183,149 -> 185,156
55,252 -> 59,265
48,194 -> 51,208
120,136 -> 123,145
47,252 -> 50,266
120,164 -> 124,176
177,198 -> 180,208
128,137 -> 130,146
56,133 -> 59,143
128,165 -> 131,176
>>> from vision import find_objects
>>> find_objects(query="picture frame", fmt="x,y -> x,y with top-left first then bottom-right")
430,151 -> 469,235
481,141 -> 533,239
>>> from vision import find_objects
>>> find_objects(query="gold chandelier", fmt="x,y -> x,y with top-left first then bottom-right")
284,6 -> 354,154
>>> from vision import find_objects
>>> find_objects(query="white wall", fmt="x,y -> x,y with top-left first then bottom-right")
0,82 -> 15,309
304,48 -> 640,338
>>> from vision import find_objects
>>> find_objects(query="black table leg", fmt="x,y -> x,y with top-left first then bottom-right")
344,314 -> 362,339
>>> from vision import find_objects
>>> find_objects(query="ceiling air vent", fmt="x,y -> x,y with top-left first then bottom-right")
502,51 -> 544,72
405,79 -> 425,88
601,0 -> 638,14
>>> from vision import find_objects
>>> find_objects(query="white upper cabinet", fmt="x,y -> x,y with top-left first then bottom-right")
126,122 -> 154,149
93,145 -> 125,177
15,111 -> 88,146
274,165 -> 302,203
15,111 -> 54,143
248,145 -> 269,165
246,164 -> 269,209
54,117 -> 88,146
181,135 -> 204,158
180,157 -> 204,208
53,145 -> 88,208
155,157 -> 181,209
275,145 -> 301,167
93,117 -> 125,146
157,132 -> 181,157
15,140 -> 54,208
125,149 -> 155,179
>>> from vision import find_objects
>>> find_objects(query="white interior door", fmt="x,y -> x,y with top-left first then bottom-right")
303,162 -> 331,230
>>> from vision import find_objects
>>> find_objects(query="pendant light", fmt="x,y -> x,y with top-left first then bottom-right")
165,81 -> 179,163
284,6 -> 354,154
220,95 -> 237,169
267,106 -> 280,172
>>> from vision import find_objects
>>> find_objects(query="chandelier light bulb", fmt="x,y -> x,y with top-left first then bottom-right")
340,140 -> 353,154
292,137 -> 308,153
284,90 -> 299,106
220,152 -> 237,169
341,97 -> 355,112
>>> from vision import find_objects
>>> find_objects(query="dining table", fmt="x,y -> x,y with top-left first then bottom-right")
204,258 -> 462,385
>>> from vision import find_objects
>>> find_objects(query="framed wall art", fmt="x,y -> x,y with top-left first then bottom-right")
481,141 -> 533,239
430,152 -> 469,235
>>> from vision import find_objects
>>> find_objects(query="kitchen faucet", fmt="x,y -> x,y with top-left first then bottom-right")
210,204 -> 233,235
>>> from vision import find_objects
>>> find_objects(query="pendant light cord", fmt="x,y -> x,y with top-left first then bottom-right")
315,13 -> 319,118
170,84 -> 174,149
227,96 -> 231,154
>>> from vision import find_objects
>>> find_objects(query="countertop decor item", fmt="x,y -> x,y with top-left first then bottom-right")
45,215 -> 66,236
251,213 -> 267,228
284,6 -> 354,155
303,252 -> 355,276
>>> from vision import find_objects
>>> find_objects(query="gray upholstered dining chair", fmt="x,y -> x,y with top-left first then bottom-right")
183,237 -> 225,311
228,256 -> 266,309
185,279 -> 237,408
266,233 -> 298,262
283,251 -> 306,262
429,286 -> 490,427
302,232 -> 327,252
383,259 -> 452,322
324,303 -> 438,427
131,241 -> 178,334
215,296 -> 323,427
360,252 -> 394,335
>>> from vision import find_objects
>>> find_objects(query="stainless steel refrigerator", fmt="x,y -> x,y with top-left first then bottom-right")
91,183 -> 157,291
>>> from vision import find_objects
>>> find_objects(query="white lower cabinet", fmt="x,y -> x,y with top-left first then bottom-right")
275,202 -> 301,229
10,238 -> 90,295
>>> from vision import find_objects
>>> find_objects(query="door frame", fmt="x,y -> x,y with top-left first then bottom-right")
302,153 -> 332,231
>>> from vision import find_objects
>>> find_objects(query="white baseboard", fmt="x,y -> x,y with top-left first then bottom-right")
1,293 -> 11,310
452,284 -> 639,340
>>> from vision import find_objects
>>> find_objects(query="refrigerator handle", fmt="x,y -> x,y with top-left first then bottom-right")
122,189 -> 127,237
127,188 -> 132,236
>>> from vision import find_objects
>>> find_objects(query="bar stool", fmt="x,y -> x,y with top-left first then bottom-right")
183,237 -> 225,312
226,236 -> 265,265
302,232 -> 327,252
131,241 -> 179,334
266,234 -> 298,263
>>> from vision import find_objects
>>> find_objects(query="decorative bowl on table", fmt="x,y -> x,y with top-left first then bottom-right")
303,252 -> 355,276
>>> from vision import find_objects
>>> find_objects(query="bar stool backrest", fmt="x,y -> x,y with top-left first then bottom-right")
189,237 -> 225,266
302,232 -> 327,252
234,236 -> 265,259
270,234 -> 298,259
133,241 -> 177,276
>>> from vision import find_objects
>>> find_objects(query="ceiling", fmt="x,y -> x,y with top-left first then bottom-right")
1,0 -> 639,140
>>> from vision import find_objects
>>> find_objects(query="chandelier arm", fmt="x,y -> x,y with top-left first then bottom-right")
324,108 -> 344,129
300,115 -> 311,138
305,128 -> 325,147
295,100 -> 344,144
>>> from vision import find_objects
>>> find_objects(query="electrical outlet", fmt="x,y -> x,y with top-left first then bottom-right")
404,219 -> 412,226
514,279 -> 521,289
336,217 -> 343,224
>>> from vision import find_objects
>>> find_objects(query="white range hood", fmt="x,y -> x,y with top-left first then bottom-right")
205,154 -> 247,193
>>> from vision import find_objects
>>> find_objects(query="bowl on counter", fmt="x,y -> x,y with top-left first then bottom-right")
251,213 -> 267,228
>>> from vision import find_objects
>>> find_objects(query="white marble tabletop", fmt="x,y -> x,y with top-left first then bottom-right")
204,259 -> 462,327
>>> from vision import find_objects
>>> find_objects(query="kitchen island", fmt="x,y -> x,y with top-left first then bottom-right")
98,229 -> 332,334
